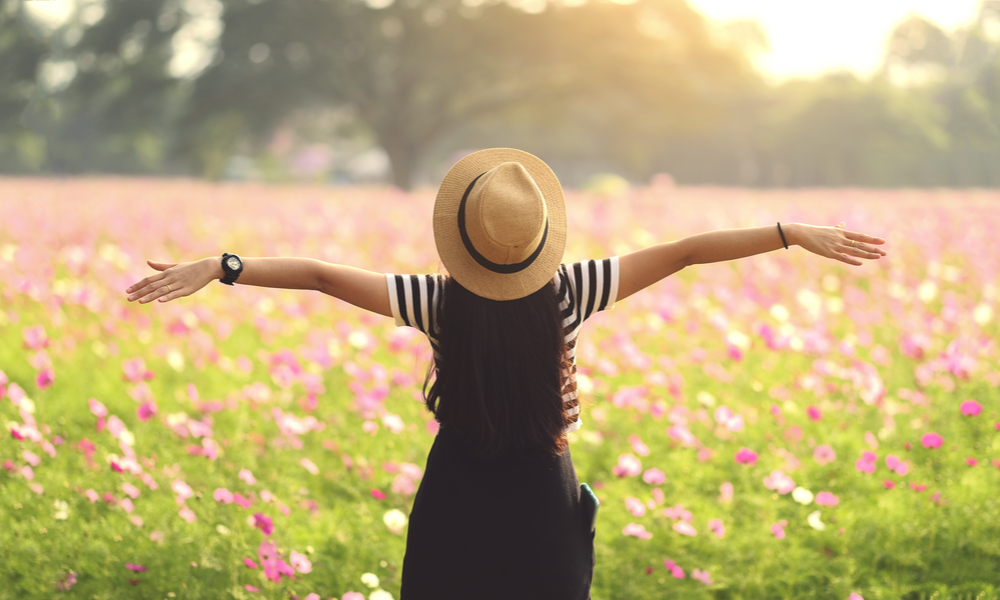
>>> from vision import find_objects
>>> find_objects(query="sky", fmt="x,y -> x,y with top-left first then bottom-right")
686,0 -> 985,81
22,0 -> 989,82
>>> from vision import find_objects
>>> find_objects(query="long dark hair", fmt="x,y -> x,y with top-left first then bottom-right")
423,275 -> 571,458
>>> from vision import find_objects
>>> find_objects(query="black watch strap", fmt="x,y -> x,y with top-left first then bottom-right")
221,253 -> 243,286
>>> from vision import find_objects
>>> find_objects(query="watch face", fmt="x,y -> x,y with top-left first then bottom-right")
226,257 -> 241,271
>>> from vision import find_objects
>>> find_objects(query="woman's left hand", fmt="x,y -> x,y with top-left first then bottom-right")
793,222 -> 887,266
125,258 -> 216,304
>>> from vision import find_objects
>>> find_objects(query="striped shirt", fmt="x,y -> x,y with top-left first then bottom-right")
386,257 -> 620,433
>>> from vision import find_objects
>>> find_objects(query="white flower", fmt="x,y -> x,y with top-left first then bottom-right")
383,509 -> 408,535
807,510 -> 826,531
792,486 -> 814,505
216,524 -> 230,535
370,591 -> 394,600
361,573 -> 380,588
53,500 -> 69,520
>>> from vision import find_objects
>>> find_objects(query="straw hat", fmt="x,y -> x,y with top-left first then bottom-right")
433,148 -> 567,301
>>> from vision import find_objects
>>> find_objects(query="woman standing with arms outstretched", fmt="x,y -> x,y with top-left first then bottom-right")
125,148 -> 886,599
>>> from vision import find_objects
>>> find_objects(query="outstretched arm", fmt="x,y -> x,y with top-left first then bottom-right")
617,222 -> 886,301
125,256 -> 391,317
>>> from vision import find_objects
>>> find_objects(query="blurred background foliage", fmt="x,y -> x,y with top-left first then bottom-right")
3,0 -> 999,189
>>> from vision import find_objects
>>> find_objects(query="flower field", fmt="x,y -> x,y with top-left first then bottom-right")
1,177 -> 999,600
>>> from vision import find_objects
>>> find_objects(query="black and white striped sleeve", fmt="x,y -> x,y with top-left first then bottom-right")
385,273 -> 445,335
564,257 -> 619,324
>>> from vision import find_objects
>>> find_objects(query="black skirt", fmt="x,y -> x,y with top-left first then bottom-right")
400,426 -> 595,600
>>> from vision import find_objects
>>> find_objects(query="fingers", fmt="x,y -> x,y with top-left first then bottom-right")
127,278 -> 179,303
126,273 -> 167,300
842,242 -> 883,260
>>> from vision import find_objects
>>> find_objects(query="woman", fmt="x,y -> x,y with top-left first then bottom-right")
125,148 -> 886,599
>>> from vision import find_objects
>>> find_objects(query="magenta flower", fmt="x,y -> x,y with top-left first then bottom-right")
642,468 -> 666,485
815,491 -> 839,506
883,480 -> 895,489
125,564 -> 147,572
960,400 -> 982,417
909,482 -> 927,492
55,570 -> 77,591
137,401 -> 157,422
243,558 -> 258,569
371,489 -> 387,500
214,488 -> 234,504
967,457 -> 978,466
663,558 -> 685,579
734,447 -> 759,465
245,584 -> 259,592
35,368 -> 55,390
806,406 -> 822,422
849,594 -> 864,600
252,513 -> 274,536
921,432 -> 943,449
259,538 -> 280,582
234,493 -> 253,509
813,444 -> 836,465
855,452 -> 877,474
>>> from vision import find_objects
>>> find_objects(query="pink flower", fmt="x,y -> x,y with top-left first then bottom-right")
707,518 -> 725,539
885,455 -> 900,470
662,504 -> 692,521
625,497 -> 646,517
763,470 -> 796,494
178,506 -> 197,523
628,434 -> 650,456
813,444 -> 836,465
391,474 -> 416,495
623,523 -> 653,539
883,480 -> 895,489
815,491 -> 839,506
642,468 -> 666,485
35,368 -> 55,390
806,406 -> 822,422
122,358 -> 153,383
921,432 -> 943,449
84,489 -> 98,503
663,559 -> 685,579
22,325 -> 49,350
259,539 -> 280,582
214,488 -> 234,504
960,400 -> 982,417
909,482 -> 927,492
244,585 -> 259,592
672,521 -> 697,536
734,447 -> 759,465
849,594 -> 864,600
172,480 -> 193,502
243,558 -> 258,569
692,568 -> 713,585
300,457 -> 319,475
239,469 -> 256,485
855,452 -> 877,474
125,564 -> 147,572
966,457 -> 978,466
612,453 -> 643,477
137,401 -> 157,422
305,594 -> 320,600
771,519 -> 788,539
342,593 -> 366,600
234,493 -> 252,509
371,489 -> 387,500
718,482 -> 733,503
253,513 -> 274,536
290,550 -> 312,574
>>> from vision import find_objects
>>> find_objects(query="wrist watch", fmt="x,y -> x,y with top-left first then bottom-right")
220,253 -> 243,285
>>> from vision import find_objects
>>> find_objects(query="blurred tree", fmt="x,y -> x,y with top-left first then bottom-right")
21,0 -> 192,174
0,1 -> 52,172
174,0 -> 754,189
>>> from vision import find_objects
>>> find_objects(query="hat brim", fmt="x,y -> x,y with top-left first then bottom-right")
434,148 -> 567,301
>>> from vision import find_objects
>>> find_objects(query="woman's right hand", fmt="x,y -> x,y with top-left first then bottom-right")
125,258 -> 218,304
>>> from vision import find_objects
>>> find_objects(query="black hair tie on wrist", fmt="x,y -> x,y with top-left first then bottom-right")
777,222 -> 789,250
